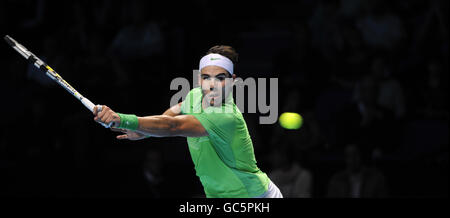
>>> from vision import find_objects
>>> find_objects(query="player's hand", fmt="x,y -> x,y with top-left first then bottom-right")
111,127 -> 148,140
93,105 -> 120,128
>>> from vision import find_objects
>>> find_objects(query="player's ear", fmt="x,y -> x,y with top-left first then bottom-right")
229,74 -> 238,87
232,74 -> 237,84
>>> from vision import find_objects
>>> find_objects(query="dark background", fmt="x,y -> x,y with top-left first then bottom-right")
0,0 -> 447,198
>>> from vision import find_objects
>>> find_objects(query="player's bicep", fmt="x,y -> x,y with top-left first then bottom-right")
163,102 -> 182,117
173,115 -> 208,137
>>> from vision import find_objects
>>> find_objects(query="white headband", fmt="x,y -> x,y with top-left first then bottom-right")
199,53 -> 234,75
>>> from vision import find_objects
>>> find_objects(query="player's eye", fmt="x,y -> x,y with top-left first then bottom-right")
201,75 -> 210,80
216,76 -> 226,81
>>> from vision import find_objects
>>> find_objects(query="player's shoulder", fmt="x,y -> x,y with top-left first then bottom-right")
183,87 -> 202,100
181,88 -> 203,114
190,87 -> 203,95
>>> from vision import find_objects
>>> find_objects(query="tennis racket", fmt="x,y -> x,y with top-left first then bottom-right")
4,35 -> 113,128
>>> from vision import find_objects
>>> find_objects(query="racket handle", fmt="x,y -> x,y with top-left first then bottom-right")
80,98 -> 113,128
81,98 -> 96,112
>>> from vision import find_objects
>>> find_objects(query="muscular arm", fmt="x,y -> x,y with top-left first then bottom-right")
138,103 -> 209,137
142,103 -> 208,137
93,104 -> 208,139
139,103 -> 208,137
137,114 -> 208,137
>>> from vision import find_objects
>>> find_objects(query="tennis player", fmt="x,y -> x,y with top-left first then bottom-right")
93,45 -> 283,198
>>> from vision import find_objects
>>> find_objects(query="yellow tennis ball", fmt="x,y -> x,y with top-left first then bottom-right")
279,112 -> 303,130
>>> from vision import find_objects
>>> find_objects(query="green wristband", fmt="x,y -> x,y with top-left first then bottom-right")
117,113 -> 139,131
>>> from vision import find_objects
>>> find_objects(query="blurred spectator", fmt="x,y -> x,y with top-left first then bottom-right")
107,1 -> 167,87
20,0 -> 46,29
338,0 -> 369,19
142,149 -> 165,198
296,111 -> 322,152
308,0 -> 342,66
327,144 -> 388,198
410,0 -> 448,58
354,57 -> 406,123
275,23 -> 320,96
269,147 -> 313,198
109,1 -> 165,60
352,57 -> 405,153
373,58 -> 405,120
415,59 -> 448,120
356,0 -> 406,52
57,112 -> 91,168
74,31 -> 115,88
332,23 -> 370,89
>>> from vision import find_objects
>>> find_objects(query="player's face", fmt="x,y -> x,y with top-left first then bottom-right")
200,66 -> 234,107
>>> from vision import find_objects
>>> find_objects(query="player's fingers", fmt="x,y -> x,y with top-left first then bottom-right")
93,106 -> 98,116
97,106 -> 105,120
116,134 -> 128,140
98,105 -> 109,120
105,114 -> 116,126
101,110 -> 112,123
95,105 -> 105,117
94,105 -> 105,121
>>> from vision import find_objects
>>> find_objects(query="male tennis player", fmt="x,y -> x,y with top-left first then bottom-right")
93,45 -> 282,198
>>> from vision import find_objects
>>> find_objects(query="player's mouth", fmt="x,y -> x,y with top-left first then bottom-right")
207,92 -> 221,99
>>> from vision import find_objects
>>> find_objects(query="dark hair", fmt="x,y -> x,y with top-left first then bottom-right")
206,45 -> 239,64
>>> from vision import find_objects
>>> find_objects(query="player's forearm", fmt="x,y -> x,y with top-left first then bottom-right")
136,115 -> 182,137
92,105 -> 205,138
136,104 -> 180,128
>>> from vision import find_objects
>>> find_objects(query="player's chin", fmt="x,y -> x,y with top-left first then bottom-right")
207,97 -> 214,106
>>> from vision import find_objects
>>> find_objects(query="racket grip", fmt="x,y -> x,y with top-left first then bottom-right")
81,98 -> 96,112
81,98 -> 114,128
